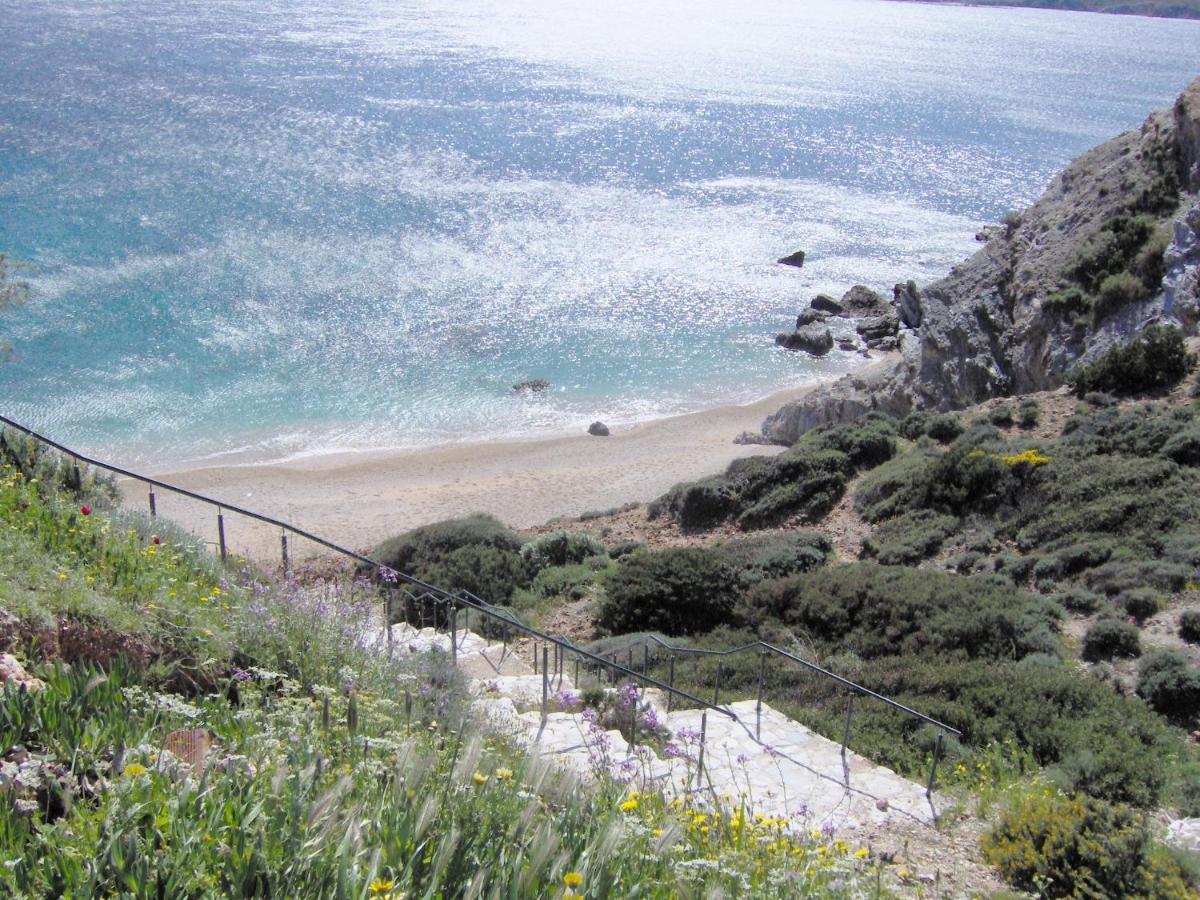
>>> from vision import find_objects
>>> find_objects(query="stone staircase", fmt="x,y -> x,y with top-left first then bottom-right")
386,622 -> 938,840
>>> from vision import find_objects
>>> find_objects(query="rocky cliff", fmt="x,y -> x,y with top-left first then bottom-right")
762,76 -> 1200,444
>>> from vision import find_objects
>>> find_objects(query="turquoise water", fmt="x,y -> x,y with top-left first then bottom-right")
1,0 -> 1198,467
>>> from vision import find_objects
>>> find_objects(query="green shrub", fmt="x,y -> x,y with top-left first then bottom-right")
1082,618 -> 1141,662
1017,399 -> 1040,429
521,530 -> 607,570
607,539 -> 643,559
1053,586 -> 1105,615
530,563 -> 595,601
861,509 -> 958,565
371,514 -> 532,603
1179,610 -> 1200,644
0,428 -> 117,507
926,414 -> 964,443
898,411 -> 930,440
798,417 -> 897,470
983,793 -> 1193,898
1085,557 -> 1190,596
1161,428 -> 1200,466
1070,325 -> 1195,397
735,470 -> 845,530
1092,271 -> 1145,321
854,450 -> 938,522
988,404 -> 1014,426
1119,588 -> 1163,624
1063,402 -> 1191,457
925,443 -> 1016,516
715,531 -> 832,585
741,564 -> 1058,661
1137,650 -> 1200,726
598,547 -> 741,637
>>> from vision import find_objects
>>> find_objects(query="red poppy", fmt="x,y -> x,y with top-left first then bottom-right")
18,502 -> 28,511
152,536 -> 161,545
80,506 -> 91,516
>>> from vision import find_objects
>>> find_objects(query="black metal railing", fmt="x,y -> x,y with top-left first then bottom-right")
0,413 -> 960,812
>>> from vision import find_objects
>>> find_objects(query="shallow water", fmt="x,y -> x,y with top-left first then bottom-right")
1,0 -> 1198,467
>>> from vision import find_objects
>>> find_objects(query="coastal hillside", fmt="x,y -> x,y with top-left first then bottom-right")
890,0 -> 1200,19
763,75 -> 1200,443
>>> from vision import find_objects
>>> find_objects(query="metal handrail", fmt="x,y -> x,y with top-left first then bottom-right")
0,413 -> 736,724
0,413 -> 956,809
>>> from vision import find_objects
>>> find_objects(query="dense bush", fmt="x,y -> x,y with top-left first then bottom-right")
1062,402 -> 1192,457
988,404 -> 1014,426
854,450 -> 939,522
1161,428 -> 1200,466
1053,586 -> 1105,615
598,547 -> 741,637
1017,398 -> 1040,429
740,564 -> 1059,661
735,469 -> 845,530
796,416 -> 897,470
1082,618 -> 1141,662
1137,650 -> 1200,725
714,531 -> 832,585
1070,325 -> 1195,397
371,514 -> 532,603
983,793 -> 1194,898
520,530 -> 606,570
1180,610 -> 1200,644
1119,588 -> 1163,624
926,414 -> 964,443
861,509 -> 958,565
1085,556 -> 1190,597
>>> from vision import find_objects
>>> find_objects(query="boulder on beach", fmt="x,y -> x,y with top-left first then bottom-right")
856,312 -> 899,345
588,421 -> 610,436
512,378 -> 550,394
775,325 -> 834,356
777,249 -> 806,268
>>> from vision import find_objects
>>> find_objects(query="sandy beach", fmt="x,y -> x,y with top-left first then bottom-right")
117,361 -> 890,562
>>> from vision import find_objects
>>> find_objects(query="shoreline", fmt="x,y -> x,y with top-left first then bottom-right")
117,356 -> 897,561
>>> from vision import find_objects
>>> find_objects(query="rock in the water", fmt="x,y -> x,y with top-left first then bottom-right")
841,284 -> 890,317
810,294 -> 844,315
856,313 -> 899,344
894,280 -> 923,329
512,378 -> 550,394
587,421 -> 610,437
777,249 -> 806,268
836,337 -> 858,351
775,325 -> 834,356
795,308 -> 827,328
0,654 -> 44,692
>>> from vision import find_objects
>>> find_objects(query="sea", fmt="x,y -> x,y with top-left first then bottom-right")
1,0 -> 1199,468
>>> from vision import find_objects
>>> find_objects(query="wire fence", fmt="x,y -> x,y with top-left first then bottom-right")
0,413 -> 961,807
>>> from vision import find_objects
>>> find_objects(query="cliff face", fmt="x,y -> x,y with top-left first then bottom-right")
763,76 -> 1200,444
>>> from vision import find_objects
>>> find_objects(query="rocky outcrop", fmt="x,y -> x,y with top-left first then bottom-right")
795,308 -> 827,328
0,654 -> 44,692
778,249 -> 806,267
761,76 -> 1200,444
856,313 -> 899,346
775,325 -> 834,356
840,285 -> 890,317
810,294 -> 844,315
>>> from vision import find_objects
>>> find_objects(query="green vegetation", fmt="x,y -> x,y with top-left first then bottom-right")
983,791 -> 1195,898
1082,618 -> 1142,661
1070,325 -> 1195,396
0,448 -> 879,898
597,547 -> 739,636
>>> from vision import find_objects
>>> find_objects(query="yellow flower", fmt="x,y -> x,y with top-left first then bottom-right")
1001,448 -> 1052,467
472,772 -> 489,786
562,872 -> 583,887
146,602 -> 157,610
563,893 -> 583,900
368,879 -> 395,896
57,572 -> 67,581
854,847 -> 869,859
652,828 -> 664,838
122,762 -> 148,777
619,798 -> 638,812
495,768 -> 513,781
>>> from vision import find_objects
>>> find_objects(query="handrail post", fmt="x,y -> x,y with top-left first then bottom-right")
713,660 -> 723,707
573,654 -> 579,688
280,530 -> 289,576
385,590 -> 393,648
541,645 -> 549,723
629,685 -> 637,755
148,487 -> 156,517
667,657 -> 675,713
216,509 -> 227,561
533,640 -> 538,675
926,732 -> 945,801
450,606 -> 458,667
696,711 -> 708,790
643,641 -> 649,675
841,694 -> 854,786
756,650 -> 766,741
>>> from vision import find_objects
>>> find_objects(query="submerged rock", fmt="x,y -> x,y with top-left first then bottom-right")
778,249 -> 806,267
587,421 -> 610,437
795,308 -> 827,328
